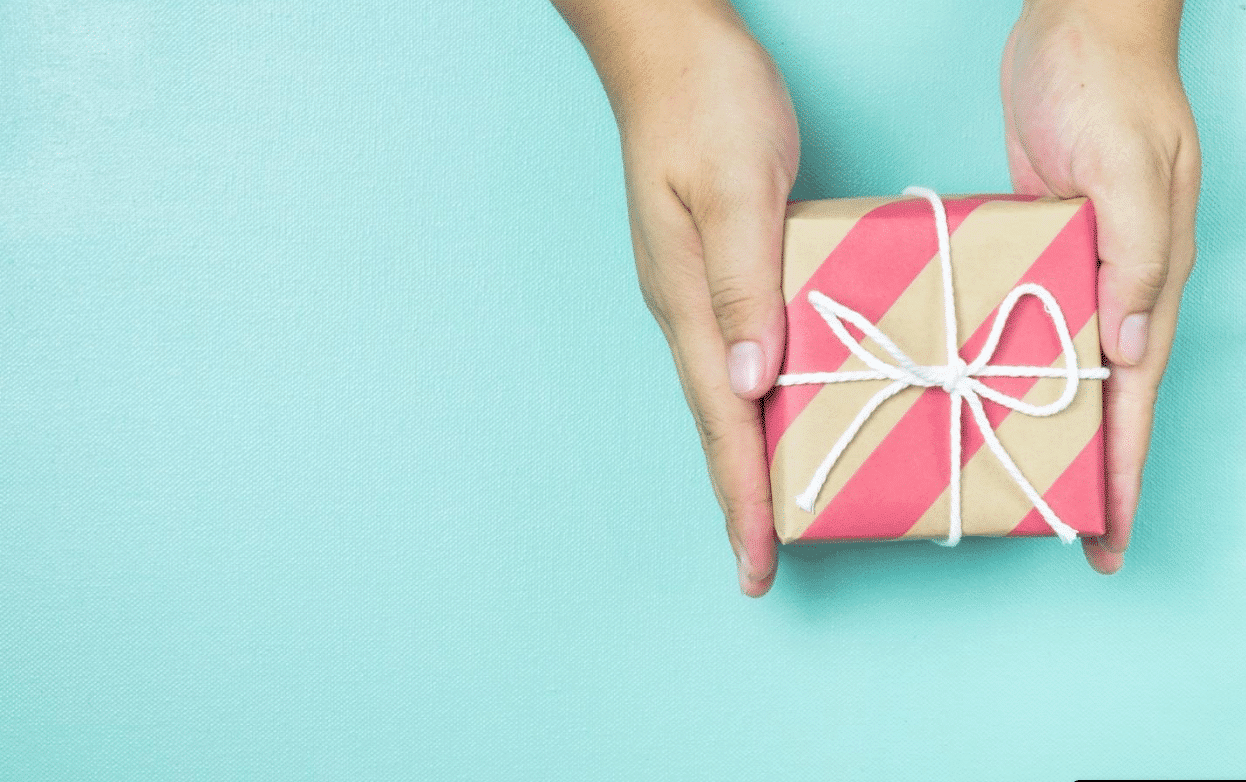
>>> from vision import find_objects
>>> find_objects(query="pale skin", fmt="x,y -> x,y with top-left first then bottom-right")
551,0 -> 1200,595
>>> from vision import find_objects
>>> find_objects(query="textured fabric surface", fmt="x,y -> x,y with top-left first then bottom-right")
1,2 -> 1242,780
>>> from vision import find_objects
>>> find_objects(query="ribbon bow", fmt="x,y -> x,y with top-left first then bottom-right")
775,187 -> 1109,546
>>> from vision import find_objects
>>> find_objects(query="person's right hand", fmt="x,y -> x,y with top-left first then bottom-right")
1001,0 -> 1200,574
552,0 -> 800,596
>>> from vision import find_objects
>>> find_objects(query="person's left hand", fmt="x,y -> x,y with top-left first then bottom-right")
1001,0 -> 1200,573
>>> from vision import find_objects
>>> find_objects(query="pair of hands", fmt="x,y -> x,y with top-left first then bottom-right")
554,0 -> 1200,595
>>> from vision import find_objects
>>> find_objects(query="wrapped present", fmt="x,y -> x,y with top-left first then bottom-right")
763,187 -> 1108,545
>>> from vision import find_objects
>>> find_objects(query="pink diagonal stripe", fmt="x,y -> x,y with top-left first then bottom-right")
1008,423 -> 1106,536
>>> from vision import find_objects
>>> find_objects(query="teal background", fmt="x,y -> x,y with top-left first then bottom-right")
1,1 -> 1242,779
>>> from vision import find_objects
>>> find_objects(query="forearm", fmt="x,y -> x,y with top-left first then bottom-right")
549,0 -> 752,123
550,0 -> 738,55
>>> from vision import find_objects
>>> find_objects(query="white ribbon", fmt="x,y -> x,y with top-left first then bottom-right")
775,187 -> 1109,546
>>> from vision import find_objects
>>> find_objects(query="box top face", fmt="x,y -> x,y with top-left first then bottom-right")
769,192 -> 1102,543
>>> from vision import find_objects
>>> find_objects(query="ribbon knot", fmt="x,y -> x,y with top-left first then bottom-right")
940,357 -> 969,394
776,187 -> 1109,546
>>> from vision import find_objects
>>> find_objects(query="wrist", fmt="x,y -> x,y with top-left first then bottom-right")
1019,0 -> 1183,56
551,0 -> 758,125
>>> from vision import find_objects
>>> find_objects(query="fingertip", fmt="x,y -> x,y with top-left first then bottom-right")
737,570 -> 767,595
1082,537 -> 1125,575
735,534 -> 778,597
1096,532 -> 1129,555
739,565 -> 776,597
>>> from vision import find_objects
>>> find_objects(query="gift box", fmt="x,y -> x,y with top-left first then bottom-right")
763,188 -> 1108,545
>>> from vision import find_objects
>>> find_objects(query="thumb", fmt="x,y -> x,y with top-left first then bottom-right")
1087,158 -> 1173,367
689,168 -> 791,400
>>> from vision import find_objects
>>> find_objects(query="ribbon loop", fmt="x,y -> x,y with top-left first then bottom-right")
775,188 -> 1110,545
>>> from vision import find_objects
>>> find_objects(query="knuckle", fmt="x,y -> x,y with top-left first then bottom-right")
718,488 -> 771,541
1108,378 -> 1160,411
1119,382 -> 1159,408
720,497 -> 749,535
691,403 -> 731,453
688,172 -> 743,224
691,411 -> 763,504
1105,447 -> 1147,483
715,483 -> 753,527
1127,260 -> 1168,306
687,158 -> 791,223
634,257 -> 696,337
708,279 -> 761,337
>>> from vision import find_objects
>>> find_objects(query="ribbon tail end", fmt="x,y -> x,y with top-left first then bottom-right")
794,492 -> 817,514
933,532 -> 961,547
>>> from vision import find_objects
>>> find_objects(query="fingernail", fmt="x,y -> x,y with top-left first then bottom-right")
1117,313 -> 1149,366
728,341 -> 764,396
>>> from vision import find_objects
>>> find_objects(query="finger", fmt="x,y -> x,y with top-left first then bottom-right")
1082,536 -> 1125,574
1085,133 -> 1200,574
684,162 -> 792,401
683,326 -> 780,598
1085,143 -> 1174,368
670,285 -> 779,597
1083,364 -> 1152,574
1083,294 -> 1174,574
633,187 -> 779,596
